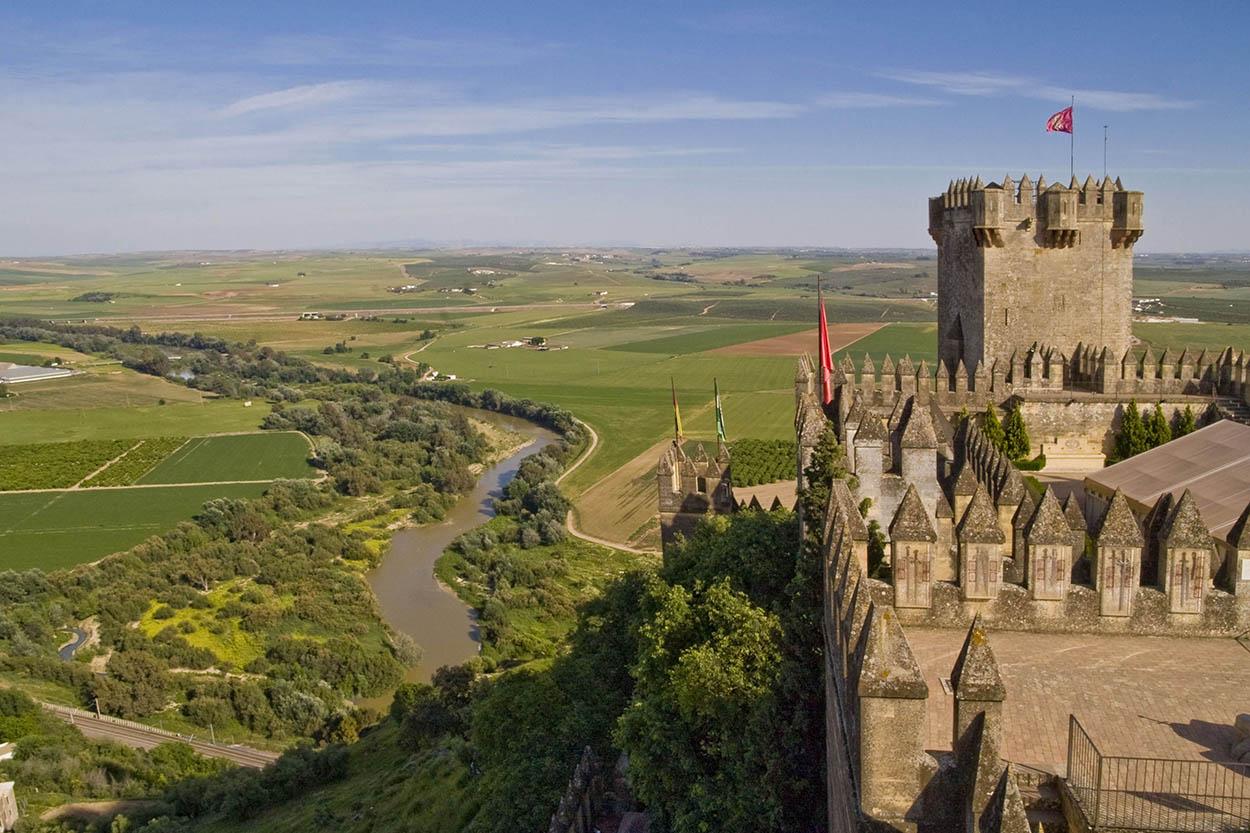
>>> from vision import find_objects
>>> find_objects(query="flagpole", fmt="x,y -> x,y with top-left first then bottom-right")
1103,124 -> 1108,178
1069,95 -> 1075,181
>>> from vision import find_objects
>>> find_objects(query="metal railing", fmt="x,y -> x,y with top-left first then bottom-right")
1067,716 -> 1250,832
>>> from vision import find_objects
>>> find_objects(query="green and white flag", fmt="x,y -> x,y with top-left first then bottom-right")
714,378 -> 727,443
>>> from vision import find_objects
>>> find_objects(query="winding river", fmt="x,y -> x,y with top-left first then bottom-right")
366,411 -> 558,690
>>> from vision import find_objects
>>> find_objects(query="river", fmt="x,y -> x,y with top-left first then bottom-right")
365,410 -> 558,690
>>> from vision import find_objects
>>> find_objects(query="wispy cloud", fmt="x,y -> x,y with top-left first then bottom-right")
882,69 -> 1195,111
814,92 -> 938,108
251,33 -> 552,68
219,80 -> 378,117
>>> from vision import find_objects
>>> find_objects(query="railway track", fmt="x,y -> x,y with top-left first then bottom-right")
41,703 -> 279,769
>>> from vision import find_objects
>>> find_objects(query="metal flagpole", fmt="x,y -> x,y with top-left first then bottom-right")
1103,125 -> 1108,178
1069,95 -> 1075,180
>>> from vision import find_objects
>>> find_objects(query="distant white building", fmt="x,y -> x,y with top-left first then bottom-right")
0,362 -> 73,384
0,742 -> 13,761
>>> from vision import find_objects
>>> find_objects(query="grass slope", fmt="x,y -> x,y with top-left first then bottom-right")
189,722 -> 477,833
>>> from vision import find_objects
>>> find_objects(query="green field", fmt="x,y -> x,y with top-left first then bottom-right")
0,483 -> 268,570
0,399 -> 269,444
138,432 -> 315,484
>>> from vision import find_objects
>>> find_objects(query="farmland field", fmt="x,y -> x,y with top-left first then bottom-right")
0,439 -> 133,490
2,247 -> 1249,550
0,483 -> 269,570
137,432 -> 314,483
0,399 -> 269,444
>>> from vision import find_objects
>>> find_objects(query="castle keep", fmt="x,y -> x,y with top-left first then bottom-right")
645,173 -> 1250,833
930,175 -> 1141,376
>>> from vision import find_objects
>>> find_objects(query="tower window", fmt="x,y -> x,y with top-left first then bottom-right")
696,476 -> 707,493
1004,309 -> 1009,326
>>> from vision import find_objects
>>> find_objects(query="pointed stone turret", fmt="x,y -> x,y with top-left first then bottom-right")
1225,502 -> 1250,595
900,399 -> 937,448
1035,174 -> 1047,191
981,765 -> 1032,833
1006,489 -> 1035,584
855,604 -> 933,826
1142,491 -> 1174,585
1062,493 -> 1088,576
855,412 -> 887,444
1025,488 -> 1073,601
1094,489 -> 1144,616
1159,490 -> 1212,614
958,486 -> 1005,600
832,479 -> 870,573
890,484 -> 937,610
950,615 -> 1006,827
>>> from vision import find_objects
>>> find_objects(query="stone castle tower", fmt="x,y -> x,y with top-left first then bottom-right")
929,174 -> 1143,375
657,441 -> 735,547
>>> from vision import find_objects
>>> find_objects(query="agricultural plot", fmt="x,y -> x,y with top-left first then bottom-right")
0,399 -> 268,445
0,439 -> 134,490
80,437 -> 188,486
606,323 -> 806,354
137,432 -> 314,484
831,322 -> 939,366
0,483 -> 268,570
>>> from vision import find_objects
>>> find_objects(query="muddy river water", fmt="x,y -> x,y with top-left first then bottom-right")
365,411 -> 558,689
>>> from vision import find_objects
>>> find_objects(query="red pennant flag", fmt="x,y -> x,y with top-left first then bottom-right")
818,289 -> 833,405
1046,106 -> 1073,134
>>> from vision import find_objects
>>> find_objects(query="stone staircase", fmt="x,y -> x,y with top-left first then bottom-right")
1215,396 -> 1250,425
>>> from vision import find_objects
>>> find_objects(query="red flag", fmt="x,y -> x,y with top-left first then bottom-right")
1046,106 -> 1073,134
818,289 -> 833,405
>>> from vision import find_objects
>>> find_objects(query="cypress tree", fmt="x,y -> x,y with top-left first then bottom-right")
1174,405 -> 1197,438
982,404 -> 1005,451
1002,402 -> 1031,460
1114,400 -> 1149,462
1145,403 -> 1172,449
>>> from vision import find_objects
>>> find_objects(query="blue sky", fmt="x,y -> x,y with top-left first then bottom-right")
2,1 -> 1247,254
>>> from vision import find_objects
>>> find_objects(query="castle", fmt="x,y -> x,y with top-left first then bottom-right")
652,175 -> 1250,832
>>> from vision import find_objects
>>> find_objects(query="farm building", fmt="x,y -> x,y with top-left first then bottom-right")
0,361 -> 73,384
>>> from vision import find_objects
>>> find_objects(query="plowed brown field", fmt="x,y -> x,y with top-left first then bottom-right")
712,323 -> 882,356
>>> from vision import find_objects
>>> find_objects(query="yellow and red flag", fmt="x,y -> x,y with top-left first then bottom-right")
1046,106 -> 1073,134
818,287 -> 834,405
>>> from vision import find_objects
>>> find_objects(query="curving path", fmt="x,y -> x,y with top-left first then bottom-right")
559,418 -> 657,555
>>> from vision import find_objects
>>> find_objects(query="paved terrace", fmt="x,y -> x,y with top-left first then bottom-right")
909,628 -> 1250,774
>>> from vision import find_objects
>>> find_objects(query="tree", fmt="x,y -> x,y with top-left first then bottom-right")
616,578 -> 785,833
800,424 -> 853,530
1174,405 -> 1197,438
1002,402 -> 1031,460
982,404 -> 1005,451
1145,403 -> 1172,449
1113,400 -> 1149,462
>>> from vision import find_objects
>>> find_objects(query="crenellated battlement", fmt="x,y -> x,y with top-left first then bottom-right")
929,173 -> 1143,249
801,343 -> 1247,420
